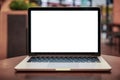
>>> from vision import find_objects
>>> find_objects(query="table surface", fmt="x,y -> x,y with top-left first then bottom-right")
0,55 -> 120,80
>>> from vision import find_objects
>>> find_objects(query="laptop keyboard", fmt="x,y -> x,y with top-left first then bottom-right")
27,57 -> 100,63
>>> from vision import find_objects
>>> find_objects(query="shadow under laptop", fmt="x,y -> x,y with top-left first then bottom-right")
15,70 -> 111,73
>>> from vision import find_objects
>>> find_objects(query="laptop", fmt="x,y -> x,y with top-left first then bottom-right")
15,7 -> 111,71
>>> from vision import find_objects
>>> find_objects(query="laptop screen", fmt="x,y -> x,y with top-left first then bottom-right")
29,8 -> 100,55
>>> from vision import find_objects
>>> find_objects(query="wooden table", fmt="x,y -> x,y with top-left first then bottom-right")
0,55 -> 120,80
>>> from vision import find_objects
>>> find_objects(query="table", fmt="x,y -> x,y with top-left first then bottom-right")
0,55 -> 120,80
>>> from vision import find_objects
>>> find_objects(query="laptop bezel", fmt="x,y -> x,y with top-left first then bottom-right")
28,7 -> 101,56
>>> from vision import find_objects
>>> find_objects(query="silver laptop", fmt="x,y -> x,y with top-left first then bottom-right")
15,7 -> 111,71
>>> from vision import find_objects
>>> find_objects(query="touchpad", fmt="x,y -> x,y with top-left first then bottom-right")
48,63 -> 79,68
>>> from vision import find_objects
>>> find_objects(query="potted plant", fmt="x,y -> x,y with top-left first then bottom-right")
9,0 -> 38,10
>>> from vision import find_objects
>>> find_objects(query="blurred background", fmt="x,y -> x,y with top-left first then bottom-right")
1,0 -> 120,60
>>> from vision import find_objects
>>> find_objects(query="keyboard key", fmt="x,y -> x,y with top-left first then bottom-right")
27,57 -> 100,63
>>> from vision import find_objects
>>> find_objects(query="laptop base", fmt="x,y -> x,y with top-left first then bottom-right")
15,56 -> 111,71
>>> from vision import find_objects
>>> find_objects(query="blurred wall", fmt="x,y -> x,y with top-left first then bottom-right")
113,0 -> 120,23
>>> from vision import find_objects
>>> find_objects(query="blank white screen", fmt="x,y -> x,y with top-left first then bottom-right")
31,11 -> 98,52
